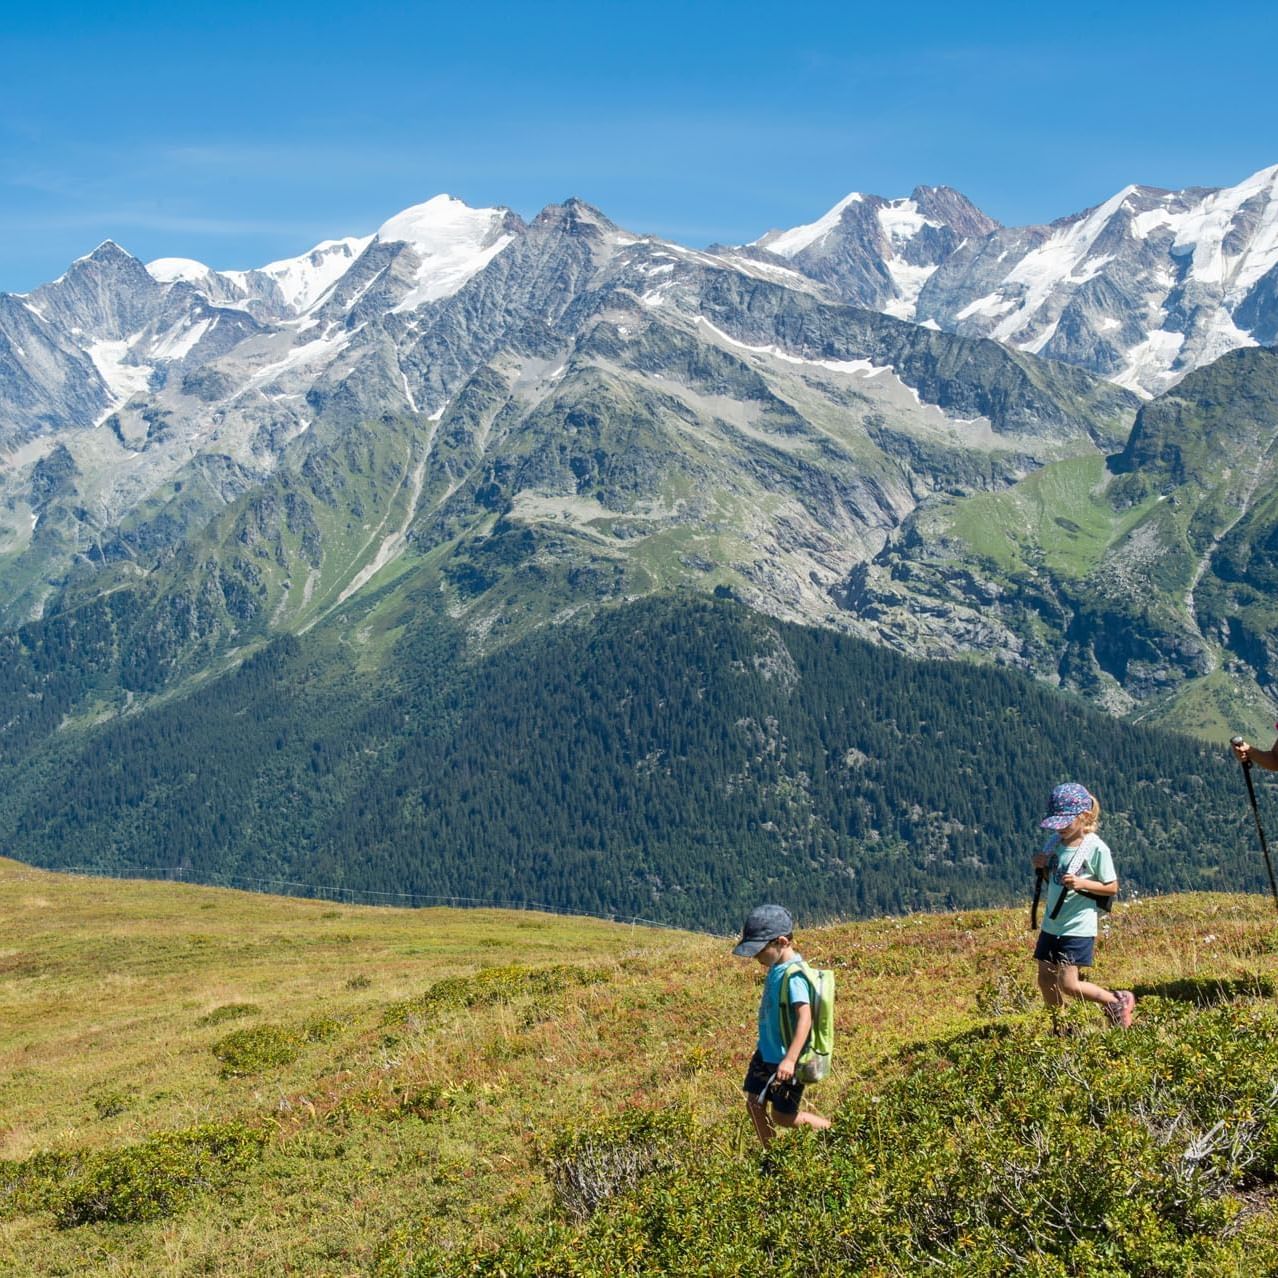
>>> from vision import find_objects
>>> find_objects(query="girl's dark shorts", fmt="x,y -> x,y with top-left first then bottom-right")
1034,930 -> 1095,967
743,1049 -> 804,1116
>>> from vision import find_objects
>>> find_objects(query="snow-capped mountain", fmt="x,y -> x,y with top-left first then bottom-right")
0,196 -> 524,444
744,164 -> 1278,396
0,187 -> 1133,628
148,235 -> 372,318
741,186 -> 998,321
143,195 -> 517,323
4,175 -> 1274,733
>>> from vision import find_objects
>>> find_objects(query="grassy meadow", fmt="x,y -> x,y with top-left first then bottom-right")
5,859 -> 1278,1274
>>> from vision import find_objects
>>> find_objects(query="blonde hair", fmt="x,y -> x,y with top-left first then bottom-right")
1078,794 -> 1101,834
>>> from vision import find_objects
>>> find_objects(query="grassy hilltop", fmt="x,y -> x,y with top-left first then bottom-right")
6,861 -> 1278,1275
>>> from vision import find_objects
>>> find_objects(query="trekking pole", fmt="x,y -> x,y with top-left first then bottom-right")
1029,868 -> 1045,930
1231,736 -> 1278,914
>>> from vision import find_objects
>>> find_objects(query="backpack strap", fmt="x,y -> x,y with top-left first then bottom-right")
1047,834 -> 1112,919
1030,867 -> 1046,929
777,959 -> 816,1054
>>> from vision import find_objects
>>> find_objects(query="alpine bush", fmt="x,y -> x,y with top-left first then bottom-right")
419,999 -> 1278,1275
1,1122 -> 267,1228
302,1014 -> 346,1042
545,1108 -> 695,1222
211,1023 -> 302,1076
197,1002 -> 261,1027
54,1121 -> 267,1227
0,1150 -> 80,1220
384,963 -> 607,1027
90,1090 -> 131,1120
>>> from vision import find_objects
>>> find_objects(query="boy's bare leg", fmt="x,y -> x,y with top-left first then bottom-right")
772,1109 -> 831,1133
1037,959 -> 1065,1007
747,1098 -> 830,1145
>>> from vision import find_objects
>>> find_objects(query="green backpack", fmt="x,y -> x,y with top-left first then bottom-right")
778,958 -> 835,1083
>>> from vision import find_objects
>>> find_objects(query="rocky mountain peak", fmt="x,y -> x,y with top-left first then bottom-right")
908,186 -> 1000,239
82,239 -> 135,265
744,185 -> 994,319
28,238 -> 162,343
54,238 -> 152,288
533,198 -> 615,237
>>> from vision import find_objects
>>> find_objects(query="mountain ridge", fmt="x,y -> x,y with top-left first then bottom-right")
0,175 -> 1274,750
736,163 -> 1278,396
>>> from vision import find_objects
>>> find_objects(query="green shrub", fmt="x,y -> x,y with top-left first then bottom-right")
0,1150 -> 81,1219
436,1000 -> 1278,1274
54,1122 -> 267,1227
384,963 -> 607,1027
1,1123 -> 267,1228
303,1015 -> 345,1042
90,1090 -> 131,1120
197,1002 -> 261,1027
212,1024 -> 301,1076
333,1082 -> 466,1125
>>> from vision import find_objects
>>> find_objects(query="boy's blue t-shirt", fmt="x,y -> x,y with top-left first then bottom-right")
757,955 -> 811,1066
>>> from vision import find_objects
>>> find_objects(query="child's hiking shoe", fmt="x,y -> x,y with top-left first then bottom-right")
1105,990 -> 1135,1028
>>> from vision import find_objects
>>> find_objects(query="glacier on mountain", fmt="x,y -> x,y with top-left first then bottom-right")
375,195 -> 517,312
749,164 -> 1278,397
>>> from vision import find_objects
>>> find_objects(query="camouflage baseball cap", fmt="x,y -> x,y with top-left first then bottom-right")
732,904 -> 794,956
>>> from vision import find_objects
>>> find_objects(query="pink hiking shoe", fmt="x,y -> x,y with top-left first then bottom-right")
1105,990 -> 1135,1029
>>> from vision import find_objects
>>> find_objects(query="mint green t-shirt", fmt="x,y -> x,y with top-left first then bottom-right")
1041,833 -> 1116,938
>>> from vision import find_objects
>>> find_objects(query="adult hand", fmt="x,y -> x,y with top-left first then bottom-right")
1234,737 -> 1252,764
1032,852 -> 1049,870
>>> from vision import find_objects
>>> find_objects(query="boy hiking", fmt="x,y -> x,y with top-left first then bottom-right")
733,905 -> 831,1146
1031,783 -> 1134,1031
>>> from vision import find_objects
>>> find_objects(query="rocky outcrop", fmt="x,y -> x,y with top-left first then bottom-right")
837,347 -> 1278,726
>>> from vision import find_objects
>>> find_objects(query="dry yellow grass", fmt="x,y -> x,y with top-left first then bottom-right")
3,858 -> 1278,1275
0,858 -> 689,1156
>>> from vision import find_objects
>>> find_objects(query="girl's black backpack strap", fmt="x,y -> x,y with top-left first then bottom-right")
1047,835 -> 1114,918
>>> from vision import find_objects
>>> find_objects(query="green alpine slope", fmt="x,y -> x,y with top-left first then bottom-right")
852,346 -> 1278,737
0,595 -> 1263,931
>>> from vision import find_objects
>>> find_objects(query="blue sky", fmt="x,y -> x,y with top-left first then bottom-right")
2,0 -> 1276,292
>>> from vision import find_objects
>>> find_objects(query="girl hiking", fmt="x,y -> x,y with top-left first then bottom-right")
1031,783 -> 1134,1031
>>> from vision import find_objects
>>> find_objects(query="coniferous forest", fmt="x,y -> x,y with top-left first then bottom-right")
0,595 -> 1261,932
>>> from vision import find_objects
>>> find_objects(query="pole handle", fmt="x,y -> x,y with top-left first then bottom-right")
1232,736 -> 1255,775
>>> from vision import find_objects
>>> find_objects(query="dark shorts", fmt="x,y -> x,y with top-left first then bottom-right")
743,1049 -> 804,1116
1034,930 -> 1095,968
